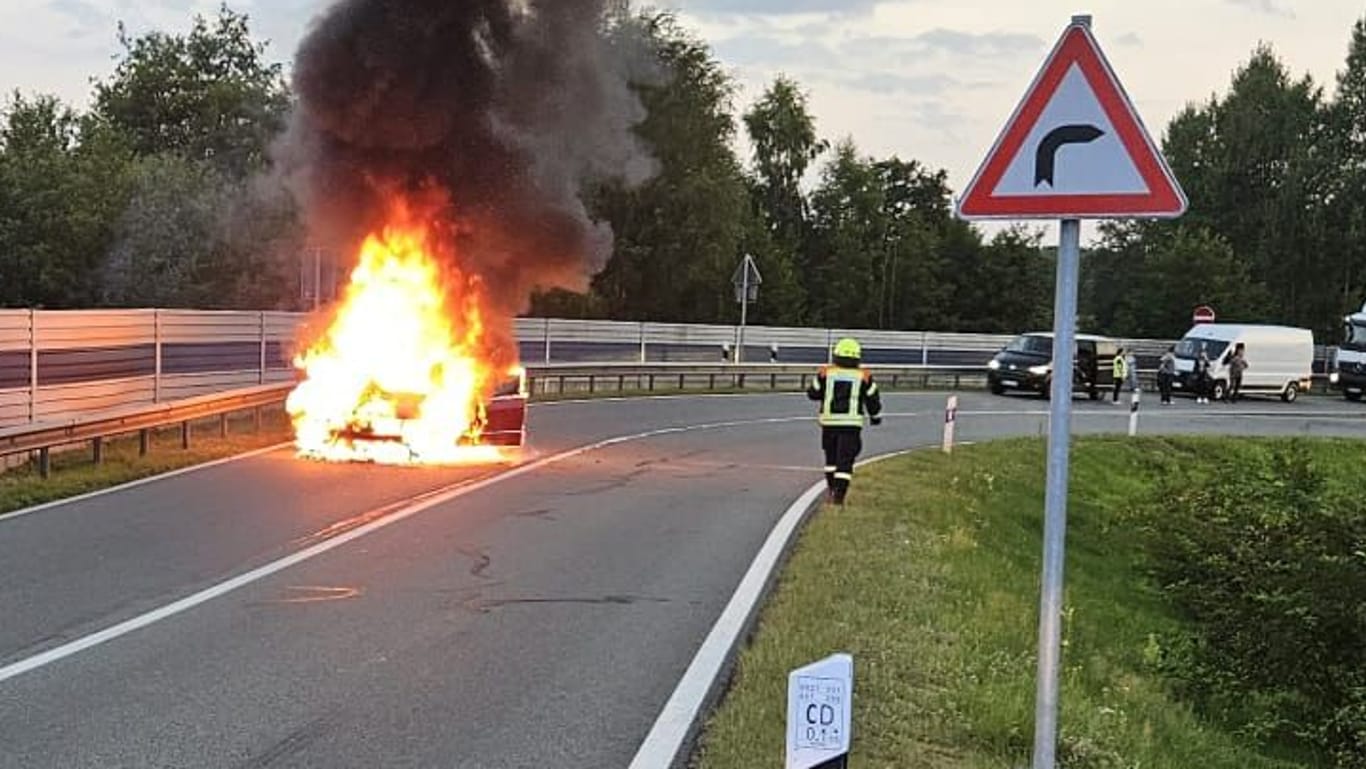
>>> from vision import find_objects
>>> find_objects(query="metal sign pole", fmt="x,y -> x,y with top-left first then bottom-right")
738,255 -> 751,364
1031,218 -> 1081,769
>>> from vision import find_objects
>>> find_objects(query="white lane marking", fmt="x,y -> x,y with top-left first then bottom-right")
961,408 -> 1365,421
0,443 -> 292,525
627,448 -> 918,769
0,414 -> 908,686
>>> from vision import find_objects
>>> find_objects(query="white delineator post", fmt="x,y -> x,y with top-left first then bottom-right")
1128,386 -> 1140,437
942,395 -> 958,454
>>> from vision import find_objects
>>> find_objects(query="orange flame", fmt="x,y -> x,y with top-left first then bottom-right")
286,211 -> 513,466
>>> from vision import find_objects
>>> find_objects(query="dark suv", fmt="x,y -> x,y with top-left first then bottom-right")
987,332 -> 1118,399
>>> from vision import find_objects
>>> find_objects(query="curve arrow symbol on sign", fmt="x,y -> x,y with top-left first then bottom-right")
1034,124 -> 1104,187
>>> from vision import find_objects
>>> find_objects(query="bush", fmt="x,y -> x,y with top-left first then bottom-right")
1129,441 -> 1366,764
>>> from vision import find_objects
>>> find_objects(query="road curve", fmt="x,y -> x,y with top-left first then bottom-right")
0,392 -> 1363,768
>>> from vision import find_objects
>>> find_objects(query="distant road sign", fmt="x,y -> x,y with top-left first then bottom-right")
1193,305 -> 1216,324
956,20 -> 1186,220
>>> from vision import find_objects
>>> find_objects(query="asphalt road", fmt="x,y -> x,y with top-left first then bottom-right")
1,392 -> 1364,768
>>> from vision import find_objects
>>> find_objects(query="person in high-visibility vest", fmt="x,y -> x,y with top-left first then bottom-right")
807,337 -> 883,505
1111,347 -> 1129,403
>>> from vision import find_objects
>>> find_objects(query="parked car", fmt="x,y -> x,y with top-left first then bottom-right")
1171,324 -> 1313,402
987,332 -> 1118,399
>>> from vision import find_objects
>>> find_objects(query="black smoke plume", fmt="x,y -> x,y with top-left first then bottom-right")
276,0 -> 654,358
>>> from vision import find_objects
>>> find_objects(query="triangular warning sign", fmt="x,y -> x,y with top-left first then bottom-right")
956,19 -> 1186,220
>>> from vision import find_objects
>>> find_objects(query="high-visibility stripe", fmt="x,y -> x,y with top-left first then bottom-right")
820,366 -> 865,427
823,466 -> 837,472
834,472 -> 853,480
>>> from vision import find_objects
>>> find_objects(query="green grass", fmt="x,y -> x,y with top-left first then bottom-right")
694,437 -> 1351,769
0,408 -> 293,516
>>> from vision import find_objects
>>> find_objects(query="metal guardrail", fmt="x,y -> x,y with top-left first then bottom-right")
524,362 -> 988,396
0,363 -> 1339,480
0,383 -> 294,477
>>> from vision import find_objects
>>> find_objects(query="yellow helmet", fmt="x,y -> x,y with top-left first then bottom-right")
833,337 -> 862,359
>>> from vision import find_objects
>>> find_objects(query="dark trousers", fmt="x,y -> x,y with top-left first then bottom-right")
821,426 -> 862,504
1228,374 -> 1242,402
1158,373 -> 1173,403
1112,377 -> 1124,402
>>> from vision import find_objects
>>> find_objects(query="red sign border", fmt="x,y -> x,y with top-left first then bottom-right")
956,23 -> 1187,220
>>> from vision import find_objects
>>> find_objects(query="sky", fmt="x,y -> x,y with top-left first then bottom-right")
1,0 -> 1363,246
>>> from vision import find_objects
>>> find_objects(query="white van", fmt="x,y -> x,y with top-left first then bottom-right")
1171,323 -> 1314,402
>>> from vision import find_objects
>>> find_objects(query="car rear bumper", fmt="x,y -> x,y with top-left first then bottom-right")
988,370 -> 1048,392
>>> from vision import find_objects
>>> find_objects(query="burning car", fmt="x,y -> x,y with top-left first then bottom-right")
285,220 -> 528,466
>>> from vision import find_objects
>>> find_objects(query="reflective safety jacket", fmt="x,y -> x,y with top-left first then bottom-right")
807,365 -> 883,428
1112,355 -> 1128,381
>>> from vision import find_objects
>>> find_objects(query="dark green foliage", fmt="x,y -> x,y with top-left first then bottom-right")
1129,442 -> 1366,763
0,4 -> 298,311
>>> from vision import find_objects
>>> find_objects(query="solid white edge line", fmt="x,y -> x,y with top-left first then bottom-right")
0,413 -> 899,686
627,447 -> 919,769
0,443 -> 293,525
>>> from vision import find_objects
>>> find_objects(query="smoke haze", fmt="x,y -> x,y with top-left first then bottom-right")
276,0 -> 656,358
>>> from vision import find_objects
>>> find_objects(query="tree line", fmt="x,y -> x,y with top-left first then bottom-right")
3,6 -> 1366,342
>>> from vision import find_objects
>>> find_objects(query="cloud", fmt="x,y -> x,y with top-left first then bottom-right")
1225,0 -> 1295,18
679,0 -> 878,16
47,0 -> 110,38
882,99 -> 970,137
1116,31 -> 1142,47
841,29 -> 1045,63
711,35 -> 835,68
844,72 -> 957,95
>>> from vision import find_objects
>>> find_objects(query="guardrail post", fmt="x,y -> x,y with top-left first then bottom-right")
921,332 -> 929,366
258,311 -> 267,385
648,374 -> 655,391
639,322 -> 647,362
181,421 -> 191,450
220,412 -> 229,439
154,309 -> 163,403
27,309 -> 37,423
709,373 -> 716,390
92,436 -> 104,465
38,447 -> 50,479
254,407 -> 263,433
543,318 -> 552,363
588,375 -> 596,395
139,429 -> 150,456
618,374 -> 625,391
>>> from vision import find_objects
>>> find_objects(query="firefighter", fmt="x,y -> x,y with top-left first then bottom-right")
807,337 -> 883,505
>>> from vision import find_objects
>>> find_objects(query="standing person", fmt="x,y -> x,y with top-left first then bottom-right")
1125,348 -> 1140,395
1195,348 -> 1212,404
1225,342 -> 1248,403
1158,346 -> 1177,405
807,337 -> 883,506
1112,347 -> 1128,403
